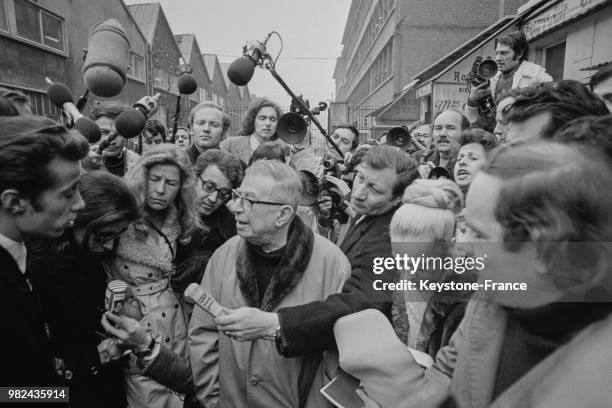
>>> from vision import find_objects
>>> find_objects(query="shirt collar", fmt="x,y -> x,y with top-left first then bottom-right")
0,231 -> 27,274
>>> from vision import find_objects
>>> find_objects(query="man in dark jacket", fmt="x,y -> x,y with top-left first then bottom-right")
0,116 -> 89,387
213,146 -> 418,357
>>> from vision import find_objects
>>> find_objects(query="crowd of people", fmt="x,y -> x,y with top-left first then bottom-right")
2,29 -> 612,408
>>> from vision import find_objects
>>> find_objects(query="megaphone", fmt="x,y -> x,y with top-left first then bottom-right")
277,112 -> 308,144
387,126 -> 411,150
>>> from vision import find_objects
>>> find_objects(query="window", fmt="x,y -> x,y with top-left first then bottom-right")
544,42 -> 566,82
129,52 -> 145,81
199,88 -> 206,102
0,0 -> 9,32
10,0 -> 64,52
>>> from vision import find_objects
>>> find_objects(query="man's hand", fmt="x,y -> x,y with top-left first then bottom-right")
97,338 -> 126,365
467,82 -> 491,106
101,312 -> 150,351
417,162 -> 435,179
214,307 -> 279,342
324,175 -> 351,198
318,195 -> 333,218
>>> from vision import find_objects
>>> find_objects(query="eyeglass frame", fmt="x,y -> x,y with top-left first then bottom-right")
199,176 -> 233,203
230,189 -> 289,212
92,226 -> 128,245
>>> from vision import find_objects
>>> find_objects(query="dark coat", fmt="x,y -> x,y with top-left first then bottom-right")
28,238 -> 126,408
0,246 -> 55,387
277,206 -> 399,357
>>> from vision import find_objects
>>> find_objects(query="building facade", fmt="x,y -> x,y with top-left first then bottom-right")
332,0 -> 520,138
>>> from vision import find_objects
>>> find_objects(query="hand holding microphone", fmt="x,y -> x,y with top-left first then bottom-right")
46,81 -> 102,144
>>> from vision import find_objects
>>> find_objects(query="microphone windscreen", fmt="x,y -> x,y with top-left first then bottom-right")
115,108 -> 146,139
177,74 -> 197,95
74,117 -> 101,144
227,57 -> 255,86
47,83 -> 74,107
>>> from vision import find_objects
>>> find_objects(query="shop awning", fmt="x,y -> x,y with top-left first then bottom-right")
372,79 -> 420,119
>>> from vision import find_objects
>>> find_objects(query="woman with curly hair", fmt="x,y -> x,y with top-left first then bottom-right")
220,96 -> 283,164
103,143 -> 197,408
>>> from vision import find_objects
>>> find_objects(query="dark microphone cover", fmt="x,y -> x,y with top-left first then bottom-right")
177,74 -> 197,95
227,57 -> 255,86
74,117 -> 102,144
115,108 -> 146,139
47,82 -> 73,107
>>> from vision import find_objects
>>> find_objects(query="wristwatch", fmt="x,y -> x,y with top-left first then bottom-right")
274,326 -> 288,356
134,336 -> 156,358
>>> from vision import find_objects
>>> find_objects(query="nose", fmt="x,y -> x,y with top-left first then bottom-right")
72,190 -> 86,212
154,180 -> 166,194
352,182 -> 366,201
208,190 -> 219,203
228,197 -> 241,214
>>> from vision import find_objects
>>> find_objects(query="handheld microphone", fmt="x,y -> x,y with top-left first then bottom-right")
227,33 -> 272,86
99,93 -> 160,151
46,81 -> 101,143
171,64 -> 198,136
184,283 -> 223,317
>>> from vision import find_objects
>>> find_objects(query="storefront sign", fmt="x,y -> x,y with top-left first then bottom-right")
523,0 -> 610,40
432,84 -> 470,114
416,83 -> 432,98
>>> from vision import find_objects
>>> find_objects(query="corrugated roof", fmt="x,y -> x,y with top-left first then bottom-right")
126,3 -> 159,45
175,34 -> 194,63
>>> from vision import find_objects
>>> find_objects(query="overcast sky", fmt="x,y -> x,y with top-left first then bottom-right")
124,0 -> 351,105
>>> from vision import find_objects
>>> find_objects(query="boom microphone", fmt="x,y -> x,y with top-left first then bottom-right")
46,82 -> 101,143
227,33 -> 272,86
82,19 -> 130,97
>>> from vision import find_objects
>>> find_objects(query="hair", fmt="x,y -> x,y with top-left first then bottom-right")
0,87 -> 28,116
434,108 -> 470,130
409,120 -> 432,134
195,149 -> 244,189
74,171 -> 139,252
188,100 -> 230,135
238,97 -> 283,137
392,179 -> 462,242
332,124 -> 360,151
505,80 -> 610,139
361,146 -> 419,198
124,143 -> 197,243
455,128 -> 499,156
0,116 -> 89,208
249,142 -> 287,165
245,160 -> 302,208
497,31 -> 529,62
554,115 -> 612,163
89,104 -> 124,121
144,120 -> 167,142
482,141 -> 612,288
589,64 -> 612,91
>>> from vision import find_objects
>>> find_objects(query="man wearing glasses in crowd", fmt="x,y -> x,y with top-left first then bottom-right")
189,160 -> 350,408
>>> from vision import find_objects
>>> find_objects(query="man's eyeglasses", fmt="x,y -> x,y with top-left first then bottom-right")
230,189 -> 288,212
92,227 -> 128,244
200,177 -> 232,202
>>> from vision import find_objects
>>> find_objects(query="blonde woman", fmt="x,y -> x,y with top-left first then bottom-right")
390,178 -> 466,355
104,143 -> 197,408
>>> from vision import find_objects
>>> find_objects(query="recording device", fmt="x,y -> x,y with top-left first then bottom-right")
227,33 -> 273,86
105,280 -> 143,320
171,60 -> 198,137
46,81 -> 101,143
99,93 -> 160,151
184,283 -> 223,317
466,56 -> 498,115
277,96 -> 328,144
82,19 -> 130,97
386,126 -> 412,151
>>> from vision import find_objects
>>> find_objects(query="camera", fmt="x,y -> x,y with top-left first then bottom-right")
466,56 -> 498,115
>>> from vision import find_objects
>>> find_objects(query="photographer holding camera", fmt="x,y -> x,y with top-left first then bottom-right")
465,31 -> 552,125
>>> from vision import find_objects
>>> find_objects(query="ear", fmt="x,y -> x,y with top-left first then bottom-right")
0,189 -> 28,215
276,205 -> 295,227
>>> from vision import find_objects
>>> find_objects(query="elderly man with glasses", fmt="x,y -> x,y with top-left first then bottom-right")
188,159 -> 351,408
